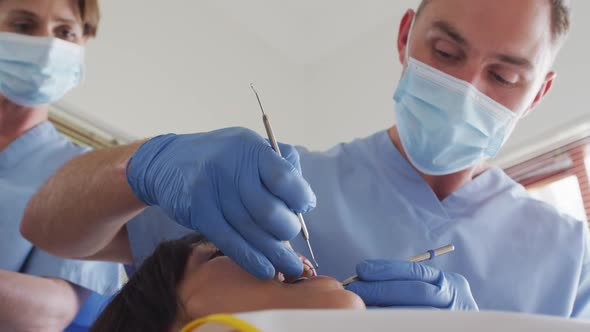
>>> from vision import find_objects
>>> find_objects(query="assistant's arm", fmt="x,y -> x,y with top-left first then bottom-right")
0,270 -> 84,332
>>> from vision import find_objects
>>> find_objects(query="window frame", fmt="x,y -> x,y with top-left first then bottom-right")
505,137 -> 590,223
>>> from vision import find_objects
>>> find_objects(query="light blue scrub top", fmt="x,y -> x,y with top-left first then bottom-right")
0,122 -> 121,329
127,130 -> 590,318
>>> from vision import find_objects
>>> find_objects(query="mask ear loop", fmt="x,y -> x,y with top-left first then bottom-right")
501,70 -> 548,147
499,93 -> 533,149
404,13 -> 416,69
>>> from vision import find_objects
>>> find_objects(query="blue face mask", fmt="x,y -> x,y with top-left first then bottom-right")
393,23 -> 520,175
0,32 -> 85,107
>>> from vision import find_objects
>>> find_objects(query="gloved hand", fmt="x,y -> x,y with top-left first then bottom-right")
126,127 -> 316,280
345,260 -> 478,311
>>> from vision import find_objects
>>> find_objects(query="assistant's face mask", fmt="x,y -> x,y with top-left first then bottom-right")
0,32 -> 85,107
393,19 -> 521,175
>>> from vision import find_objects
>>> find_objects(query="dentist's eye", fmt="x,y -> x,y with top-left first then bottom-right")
435,49 -> 456,60
489,70 -> 519,87
11,21 -> 35,34
56,26 -> 77,41
432,40 -> 463,63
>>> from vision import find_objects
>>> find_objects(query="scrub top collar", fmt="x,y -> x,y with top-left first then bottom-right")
373,129 -> 424,181
0,121 -> 58,170
373,129 -> 504,227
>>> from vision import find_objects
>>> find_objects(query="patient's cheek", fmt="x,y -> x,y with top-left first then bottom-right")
179,258 -> 269,319
293,278 -> 365,309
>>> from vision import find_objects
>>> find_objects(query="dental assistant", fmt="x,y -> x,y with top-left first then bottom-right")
0,1 -> 120,331
22,0 -> 589,317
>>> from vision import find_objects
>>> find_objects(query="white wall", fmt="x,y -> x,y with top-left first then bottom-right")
303,17 -> 401,150
60,1 -> 590,165
60,1 -> 304,143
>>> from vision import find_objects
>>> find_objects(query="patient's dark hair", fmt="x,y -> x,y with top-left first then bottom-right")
90,234 -> 207,332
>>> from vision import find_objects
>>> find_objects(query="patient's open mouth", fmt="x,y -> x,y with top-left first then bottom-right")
291,277 -> 309,283
290,275 -> 339,284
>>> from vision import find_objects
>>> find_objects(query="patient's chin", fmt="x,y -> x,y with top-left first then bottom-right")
340,291 -> 366,310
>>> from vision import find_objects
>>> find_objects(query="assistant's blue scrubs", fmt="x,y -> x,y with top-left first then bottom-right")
126,130 -> 590,318
0,122 -> 121,330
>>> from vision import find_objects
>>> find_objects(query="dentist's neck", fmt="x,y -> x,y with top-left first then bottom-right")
387,126 -> 489,201
0,98 -> 48,152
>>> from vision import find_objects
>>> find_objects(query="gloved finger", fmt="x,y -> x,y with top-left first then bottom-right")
240,169 -> 302,241
221,181 -> 303,278
190,180 -> 276,280
356,259 -> 442,284
345,280 -> 451,308
276,142 -> 302,174
258,144 -> 316,213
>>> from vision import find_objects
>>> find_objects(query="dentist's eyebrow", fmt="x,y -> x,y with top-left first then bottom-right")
493,53 -> 533,69
432,20 -> 533,69
54,17 -> 78,25
432,20 -> 469,48
7,9 -> 39,20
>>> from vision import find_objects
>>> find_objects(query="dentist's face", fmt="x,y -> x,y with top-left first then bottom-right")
397,0 -> 558,116
0,0 -> 85,43
0,0 -> 86,109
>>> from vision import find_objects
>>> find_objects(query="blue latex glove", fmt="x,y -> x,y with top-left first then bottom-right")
126,127 -> 316,280
345,260 -> 479,311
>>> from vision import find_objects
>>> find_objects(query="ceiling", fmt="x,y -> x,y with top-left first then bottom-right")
206,0 -> 417,64
59,0 -> 590,166
59,0 -> 419,142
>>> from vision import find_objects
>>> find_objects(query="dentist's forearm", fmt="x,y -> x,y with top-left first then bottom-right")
21,141 -> 146,263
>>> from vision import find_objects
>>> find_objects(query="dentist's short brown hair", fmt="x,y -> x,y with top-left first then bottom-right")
416,0 -> 571,43
78,0 -> 100,37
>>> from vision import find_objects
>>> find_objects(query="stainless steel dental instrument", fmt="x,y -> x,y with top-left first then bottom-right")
250,83 -> 319,269
341,244 -> 455,286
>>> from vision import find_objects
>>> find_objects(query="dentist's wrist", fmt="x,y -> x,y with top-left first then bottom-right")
125,135 -> 175,206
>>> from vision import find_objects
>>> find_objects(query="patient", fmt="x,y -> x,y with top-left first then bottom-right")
90,234 -> 364,331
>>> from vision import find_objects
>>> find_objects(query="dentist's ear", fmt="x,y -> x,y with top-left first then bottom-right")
397,9 -> 416,66
522,71 -> 556,118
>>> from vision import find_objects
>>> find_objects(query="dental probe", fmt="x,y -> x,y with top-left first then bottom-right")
341,244 -> 455,286
250,83 -> 320,269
